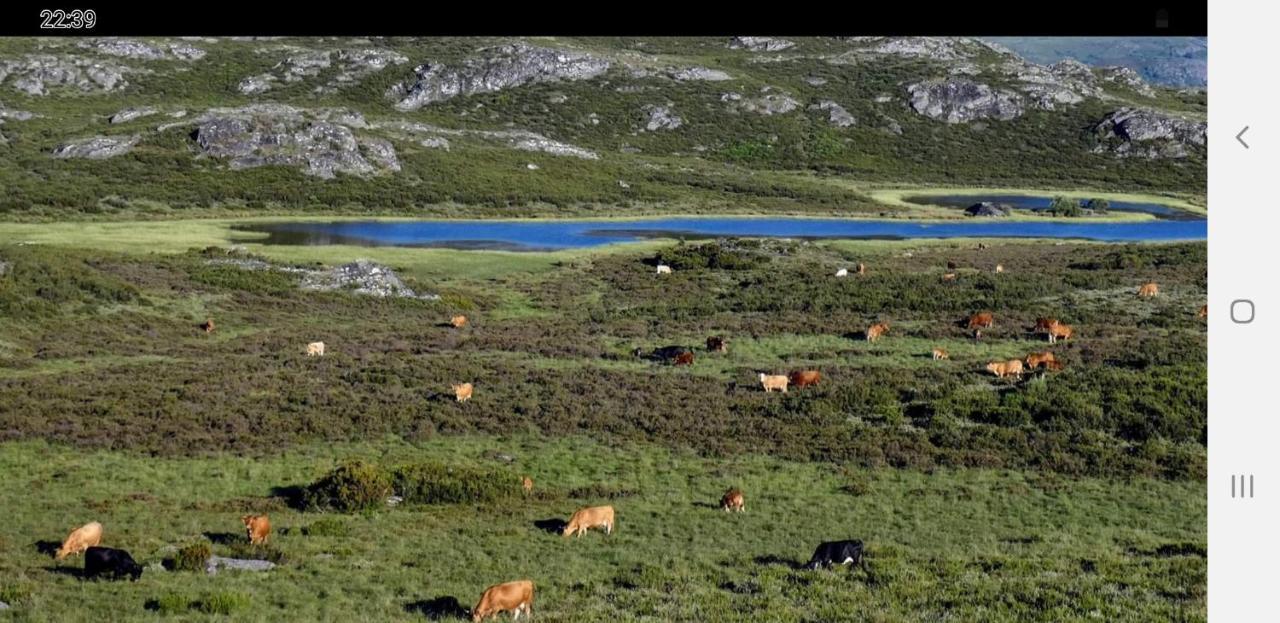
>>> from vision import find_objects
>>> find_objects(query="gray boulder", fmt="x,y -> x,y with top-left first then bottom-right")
52,135 -> 139,159
238,74 -> 276,94
0,600 -> 8,610
1090,107 -> 1206,158
723,89 -> 800,116
205,556 -> 275,575
811,100 -> 855,127
965,202 -> 1012,217
109,106 -> 158,124
80,38 -> 206,61
729,37 -> 795,52
301,260 -> 437,299
643,105 -> 682,131
907,79 -> 1024,123
392,43 -> 609,110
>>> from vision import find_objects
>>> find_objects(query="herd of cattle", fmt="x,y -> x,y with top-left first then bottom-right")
47,487 -> 864,620
46,260 -> 1199,620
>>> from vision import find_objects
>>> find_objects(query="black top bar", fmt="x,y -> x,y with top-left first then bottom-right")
1,2 -> 1207,37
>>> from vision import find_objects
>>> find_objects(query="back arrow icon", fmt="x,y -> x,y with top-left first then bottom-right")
1238,126 -> 1250,149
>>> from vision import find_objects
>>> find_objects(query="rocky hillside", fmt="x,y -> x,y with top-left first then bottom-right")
0,36 -> 1206,218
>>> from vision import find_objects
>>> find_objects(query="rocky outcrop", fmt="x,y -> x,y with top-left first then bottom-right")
965,202 -> 1012,217
181,105 -> 399,178
52,135 -> 139,159
642,105 -> 682,131
906,79 -> 1023,123
390,43 -> 609,110
811,100 -> 855,127
379,120 -> 596,158
79,38 -> 206,61
729,37 -> 795,52
722,88 -> 800,116
0,55 -> 134,95
847,37 -> 1009,62
109,106 -> 158,124
1098,66 -> 1155,97
511,135 -> 598,159
301,260 -> 438,299
0,105 -> 35,123
1090,107 -> 1206,158
241,47 -> 408,94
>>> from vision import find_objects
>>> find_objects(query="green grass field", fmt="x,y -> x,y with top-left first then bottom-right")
0,234 -> 1206,621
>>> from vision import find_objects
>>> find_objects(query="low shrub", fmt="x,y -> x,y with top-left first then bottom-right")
145,593 -> 191,614
169,540 -> 212,572
302,518 -> 349,537
194,592 -> 251,615
221,542 -> 288,564
303,460 -> 393,512
391,462 -> 520,505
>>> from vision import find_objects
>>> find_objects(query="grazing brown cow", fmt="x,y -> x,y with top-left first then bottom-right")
1024,351 -> 1057,370
759,373 -> 789,393
706,336 -> 727,353
721,488 -> 745,513
242,514 -> 271,545
1042,360 -> 1065,371
1138,283 -> 1160,297
453,382 -> 474,402
789,370 -> 821,388
674,352 -> 695,366
1034,317 -> 1060,333
967,312 -> 995,331
1045,323 -> 1073,344
563,505 -> 615,537
932,348 -> 949,360
522,476 -> 534,496
451,315 -> 468,328
55,521 -> 103,561
941,272 -> 957,282
1197,304 -> 1208,319
986,359 -> 1024,379
855,263 -> 866,276
865,322 -> 889,342
472,580 -> 534,622
199,318 -> 216,333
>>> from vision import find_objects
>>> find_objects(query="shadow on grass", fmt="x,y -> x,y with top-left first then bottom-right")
269,485 -> 307,510
203,531 -> 246,545
34,540 -> 62,557
690,501 -> 720,510
404,596 -> 469,620
533,518 -> 567,534
753,554 -> 801,570
45,565 -> 85,579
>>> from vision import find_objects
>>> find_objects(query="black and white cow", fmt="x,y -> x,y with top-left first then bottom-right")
805,539 -> 867,570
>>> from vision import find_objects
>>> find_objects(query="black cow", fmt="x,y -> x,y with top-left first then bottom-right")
634,345 -> 692,362
85,546 -> 143,581
805,540 -> 867,571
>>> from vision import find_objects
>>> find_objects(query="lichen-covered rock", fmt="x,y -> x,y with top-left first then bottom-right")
391,43 -> 609,110
205,556 -> 275,575
79,38 -> 206,61
243,47 -> 408,95
1090,107 -> 1206,158
181,105 -> 399,178
109,106 -> 158,124
723,88 -> 799,116
301,260 -> 437,299
907,79 -> 1024,123
811,100 -> 855,127
729,37 -> 795,52
0,55 -> 133,95
1098,66 -> 1156,97
238,74 -> 275,94
52,135 -> 139,159
642,105 -> 682,131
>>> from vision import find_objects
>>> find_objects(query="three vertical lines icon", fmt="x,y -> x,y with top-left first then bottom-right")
1231,474 -> 1255,498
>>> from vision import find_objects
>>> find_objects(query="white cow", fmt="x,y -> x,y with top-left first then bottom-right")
835,268 -> 849,278
306,341 -> 326,357
656,264 -> 672,275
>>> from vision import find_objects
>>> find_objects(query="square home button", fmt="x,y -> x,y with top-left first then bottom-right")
1231,299 -> 1255,324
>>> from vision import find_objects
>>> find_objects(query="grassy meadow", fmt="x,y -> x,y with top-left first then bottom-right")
0,231 -> 1206,621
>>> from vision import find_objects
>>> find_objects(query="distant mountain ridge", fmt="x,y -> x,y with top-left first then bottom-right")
984,37 -> 1207,88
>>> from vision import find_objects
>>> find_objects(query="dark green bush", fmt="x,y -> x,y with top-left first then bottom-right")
302,518 -> 349,537
221,542 -> 287,564
656,239 -> 772,271
170,540 -> 212,572
303,460 -> 393,512
391,462 -> 520,505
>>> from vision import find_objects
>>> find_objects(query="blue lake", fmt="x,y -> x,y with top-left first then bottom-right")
237,214 -> 1207,252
